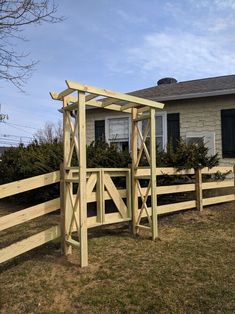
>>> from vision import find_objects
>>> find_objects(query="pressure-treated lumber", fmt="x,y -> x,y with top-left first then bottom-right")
158,200 -> 196,214
104,173 -> 128,219
134,167 -> 195,178
61,97 -> 133,113
140,200 -> 197,218
63,96 -> 73,255
203,194 -> 235,206
0,225 -> 61,264
202,180 -> 234,190
195,168 -> 203,211
150,108 -> 158,240
78,91 -> 88,267
140,183 -> 195,195
66,238 -> 80,249
0,198 -> 60,232
96,170 -> 104,223
131,108 -> 138,234
0,171 -> 60,199
201,166 -> 233,174
66,80 -> 164,109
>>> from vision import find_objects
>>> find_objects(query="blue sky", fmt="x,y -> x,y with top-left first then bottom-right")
0,0 -> 235,145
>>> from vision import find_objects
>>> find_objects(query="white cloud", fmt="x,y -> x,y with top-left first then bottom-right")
107,31 -> 235,81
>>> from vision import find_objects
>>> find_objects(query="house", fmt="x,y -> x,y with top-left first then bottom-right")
85,75 -> 235,165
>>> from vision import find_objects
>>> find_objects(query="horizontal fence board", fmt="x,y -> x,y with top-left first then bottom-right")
135,167 -> 195,178
0,198 -> 60,232
201,166 -> 234,174
158,200 -> 196,214
87,216 -> 100,228
203,195 -> 235,206
0,171 -> 60,199
100,212 -> 131,226
72,189 -> 127,203
140,200 -> 196,218
156,168 -> 195,176
157,184 -> 195,194
139,184 -> 195,196
0,225 -> 61,264
202,180 -> 234,190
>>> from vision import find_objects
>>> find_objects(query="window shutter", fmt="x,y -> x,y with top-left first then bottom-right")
95,120 -> 105,142
167,113 -> 180,149
221,109 -> 235,158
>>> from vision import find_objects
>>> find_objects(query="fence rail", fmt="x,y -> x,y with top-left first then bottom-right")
0,166 -> 234,265
0,171 -> 61,264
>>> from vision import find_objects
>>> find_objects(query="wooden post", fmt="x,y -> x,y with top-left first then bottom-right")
97,169 -> 104,223
195,168 -> 203,211
234,165 -> 235,199
63,97 -> 72,255
126,169 -> 132,219
60,163 -> 65,254
131,108 -> 138,235
150,108 -> 157,240
78,91 -> 88,267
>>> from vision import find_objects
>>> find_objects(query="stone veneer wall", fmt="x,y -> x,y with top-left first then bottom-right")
85,94 -> 235,166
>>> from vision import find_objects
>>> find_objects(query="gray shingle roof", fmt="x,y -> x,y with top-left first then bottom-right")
129,75 -> 235,101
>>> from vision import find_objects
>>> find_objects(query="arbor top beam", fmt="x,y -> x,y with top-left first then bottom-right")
50,80 -> 164,112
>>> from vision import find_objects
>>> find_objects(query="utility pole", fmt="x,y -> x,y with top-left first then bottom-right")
0,104 -> 9,122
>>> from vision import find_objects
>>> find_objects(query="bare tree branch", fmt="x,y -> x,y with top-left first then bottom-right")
0,0 -> 63,91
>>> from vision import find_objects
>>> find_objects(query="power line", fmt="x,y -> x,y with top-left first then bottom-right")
0,133 -> 33,140
2,122 -> 35,135
5,122 -> 37,130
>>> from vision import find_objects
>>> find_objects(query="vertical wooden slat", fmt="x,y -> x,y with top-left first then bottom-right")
78,91 -> 88,267
126,169 -> 132,218
196,168 -> 203,211
234,164 -> 235,199
63,97 -> 72,255
97,169 -> 104,223
150,108 -> 158,240
131,108 -> 138,235
60,163 -> 65,254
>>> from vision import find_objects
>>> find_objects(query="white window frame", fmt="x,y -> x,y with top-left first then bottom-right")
105,115 -> 131,150
186,131 -> 216,156
104,112 -> 167,152
141,111 -> 167,152
156,111 -> 167,152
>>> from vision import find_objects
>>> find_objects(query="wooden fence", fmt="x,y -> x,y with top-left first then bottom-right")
135,166 -> 235,219
0,165 -> 234,265
0,171 -> 61,264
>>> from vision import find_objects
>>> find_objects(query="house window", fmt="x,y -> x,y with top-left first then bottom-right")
106,117 -> 130,151
221,109 -> 235,158
185,132 -> 215,156
95,120 -> 105,142
167,113 -> 180,150
142,112 -> 167,151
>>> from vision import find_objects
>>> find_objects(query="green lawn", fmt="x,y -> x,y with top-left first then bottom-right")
0,202 -> 234,313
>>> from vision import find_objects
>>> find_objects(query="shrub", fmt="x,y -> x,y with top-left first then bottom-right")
87,141 -> 131,168
157,139 -> 219,170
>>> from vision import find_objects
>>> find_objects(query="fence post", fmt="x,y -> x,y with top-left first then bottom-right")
234,164 -> 235,198
195,168 -> 203,211
60,163 -> 65,254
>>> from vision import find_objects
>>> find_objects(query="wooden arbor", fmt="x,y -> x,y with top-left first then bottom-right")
50,81 -> 164,267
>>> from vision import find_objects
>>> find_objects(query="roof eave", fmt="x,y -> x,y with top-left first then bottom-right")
153,88 -> 235,102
